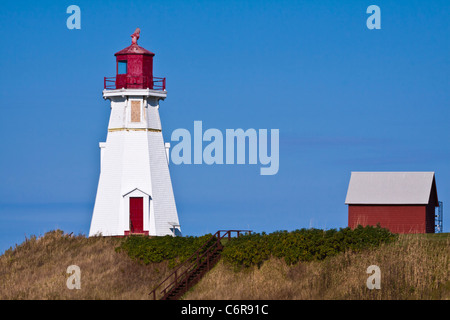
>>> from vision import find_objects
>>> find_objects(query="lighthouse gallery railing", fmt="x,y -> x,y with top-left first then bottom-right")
104,76 -> 166,91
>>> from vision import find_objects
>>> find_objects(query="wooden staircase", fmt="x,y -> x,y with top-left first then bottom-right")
149,230 -> 251,300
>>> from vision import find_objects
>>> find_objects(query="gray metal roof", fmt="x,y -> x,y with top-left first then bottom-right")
345,172 -> 437,205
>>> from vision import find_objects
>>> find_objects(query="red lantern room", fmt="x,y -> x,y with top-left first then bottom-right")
104,28 -> 166,91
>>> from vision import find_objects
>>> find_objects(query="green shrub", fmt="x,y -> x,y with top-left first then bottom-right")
116,226 -> 397,270
116,234 -> 215,268
221,225 -> 398,269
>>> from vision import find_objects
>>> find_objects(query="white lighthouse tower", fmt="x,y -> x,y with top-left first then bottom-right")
89,29 -> 180,237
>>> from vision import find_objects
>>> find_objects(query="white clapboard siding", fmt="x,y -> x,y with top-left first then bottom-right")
89,89 -> 180,237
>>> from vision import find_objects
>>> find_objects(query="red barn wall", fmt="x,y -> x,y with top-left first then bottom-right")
348,205 -> 429,234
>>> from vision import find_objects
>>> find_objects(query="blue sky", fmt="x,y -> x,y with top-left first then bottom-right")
0,0 -> 449,253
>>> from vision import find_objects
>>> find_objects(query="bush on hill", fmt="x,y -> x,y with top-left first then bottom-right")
116,234 -> 215,268
116,225 -> 397,270
221,225 -> 397,269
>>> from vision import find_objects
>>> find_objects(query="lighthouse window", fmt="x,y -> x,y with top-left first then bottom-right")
118,60 -> 127,74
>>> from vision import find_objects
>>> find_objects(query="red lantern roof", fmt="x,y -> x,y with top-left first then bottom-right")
114,43 -> 155,56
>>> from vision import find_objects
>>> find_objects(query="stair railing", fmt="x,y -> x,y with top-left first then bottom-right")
149,229 -> 251,300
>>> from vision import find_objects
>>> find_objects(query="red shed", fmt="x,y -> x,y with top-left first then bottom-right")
345,172 -> 439,234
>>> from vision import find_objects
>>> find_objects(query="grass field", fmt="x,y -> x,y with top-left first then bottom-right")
185,233 -> 450,300
0,230 -> 171,299
0,230 -> 448,300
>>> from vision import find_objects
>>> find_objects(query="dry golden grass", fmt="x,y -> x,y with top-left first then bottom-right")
1,231 -> 448,300
0,230 -> 171,300
184,234 -> 450,300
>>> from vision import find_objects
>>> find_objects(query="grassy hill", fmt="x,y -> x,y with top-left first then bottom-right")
185,233 -> 450,300
0,229 -> 448,300
0,230 -> 172,299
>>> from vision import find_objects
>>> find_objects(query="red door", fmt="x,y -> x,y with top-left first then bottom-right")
129,197 -> 144,233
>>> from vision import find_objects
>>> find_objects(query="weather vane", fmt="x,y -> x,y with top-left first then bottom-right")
131,28 -> 140,44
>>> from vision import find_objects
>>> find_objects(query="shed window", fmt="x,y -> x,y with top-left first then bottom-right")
118,60 -> 127,74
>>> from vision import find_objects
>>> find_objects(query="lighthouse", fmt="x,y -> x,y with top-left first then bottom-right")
89,29 -> 180,237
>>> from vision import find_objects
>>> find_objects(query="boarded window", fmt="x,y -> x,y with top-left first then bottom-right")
131,101 -> 141,122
